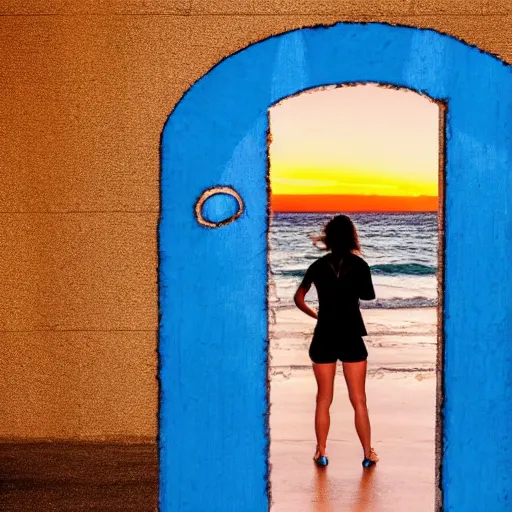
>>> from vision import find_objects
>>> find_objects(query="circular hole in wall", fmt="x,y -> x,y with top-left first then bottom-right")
195,186 -> 244,228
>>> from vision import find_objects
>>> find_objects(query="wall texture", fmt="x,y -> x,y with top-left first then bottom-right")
1,0 -> 511,440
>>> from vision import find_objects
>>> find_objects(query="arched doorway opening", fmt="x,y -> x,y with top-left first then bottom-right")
267,82 -> 445,510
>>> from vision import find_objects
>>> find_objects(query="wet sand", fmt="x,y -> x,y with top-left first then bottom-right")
269,307 -> 437,512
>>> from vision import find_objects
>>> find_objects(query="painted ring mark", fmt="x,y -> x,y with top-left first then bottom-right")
194,186 -> 244,228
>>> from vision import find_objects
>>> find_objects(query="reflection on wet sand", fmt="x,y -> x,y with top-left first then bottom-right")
312,467 -> 332,512
351,467 -> 377,512
311,466 -> 377,512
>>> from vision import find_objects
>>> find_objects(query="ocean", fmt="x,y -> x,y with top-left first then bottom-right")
269,212 -> 439,311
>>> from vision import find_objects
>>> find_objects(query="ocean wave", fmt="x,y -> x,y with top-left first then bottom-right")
360,297 -> 437,309
370,263 -> 436,275
271,262 -> 437,278
272,296 -> 438,310
270,269 -> 306,278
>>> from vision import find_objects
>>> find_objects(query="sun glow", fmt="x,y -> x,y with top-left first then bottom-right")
269,84 -> 439,212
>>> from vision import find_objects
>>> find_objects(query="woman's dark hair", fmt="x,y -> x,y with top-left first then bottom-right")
314,214 -> 361,255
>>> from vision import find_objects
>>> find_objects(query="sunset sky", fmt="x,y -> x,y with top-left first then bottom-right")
269,84 -> 440,212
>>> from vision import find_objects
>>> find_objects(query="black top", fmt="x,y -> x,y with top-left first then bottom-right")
300,252 -> 376,336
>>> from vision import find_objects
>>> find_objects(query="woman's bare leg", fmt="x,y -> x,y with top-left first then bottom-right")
312,362 -> 337,457
342,360 -> 376,460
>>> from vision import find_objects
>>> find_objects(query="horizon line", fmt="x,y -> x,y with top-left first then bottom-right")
271,210 -> 438,214
271,193 -> 439,198
271,193 -> 439,213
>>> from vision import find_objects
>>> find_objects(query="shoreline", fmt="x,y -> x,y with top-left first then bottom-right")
270,303 -> 438,313
269,306 -> 438,376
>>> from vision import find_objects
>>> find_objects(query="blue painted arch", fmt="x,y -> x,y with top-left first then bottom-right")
159,22 -> 512,511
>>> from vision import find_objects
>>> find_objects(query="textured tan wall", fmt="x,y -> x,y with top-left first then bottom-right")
0,0 -> 511,440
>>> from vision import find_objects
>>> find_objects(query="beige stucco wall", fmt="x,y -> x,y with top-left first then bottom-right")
0,0 -> 511,440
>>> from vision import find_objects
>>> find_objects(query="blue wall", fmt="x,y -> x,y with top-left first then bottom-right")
159,22 -> 512,511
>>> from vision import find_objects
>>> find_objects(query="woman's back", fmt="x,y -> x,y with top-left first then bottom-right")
303,252 -> 375,335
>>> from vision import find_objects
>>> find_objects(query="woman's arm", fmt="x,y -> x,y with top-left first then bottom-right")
359,261 -> 376,301
294,283 -> 318,319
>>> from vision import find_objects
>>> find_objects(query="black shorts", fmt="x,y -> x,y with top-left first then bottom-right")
309,324 -> 368,364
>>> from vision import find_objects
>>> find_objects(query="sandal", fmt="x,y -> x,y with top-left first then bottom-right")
313,446 -> 329,467
362,448 -> 378,468
314,454 -> 329,467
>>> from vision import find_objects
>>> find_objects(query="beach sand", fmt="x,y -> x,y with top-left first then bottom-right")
269,307 -> 438,512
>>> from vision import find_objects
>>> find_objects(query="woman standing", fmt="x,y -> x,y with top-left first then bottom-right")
293,214 -> 378,468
